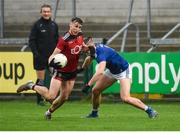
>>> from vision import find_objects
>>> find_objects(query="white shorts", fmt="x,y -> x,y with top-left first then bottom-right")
104,65 -> 132,80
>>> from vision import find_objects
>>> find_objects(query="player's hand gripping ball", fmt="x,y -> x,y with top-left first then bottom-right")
49,53 -> 68,69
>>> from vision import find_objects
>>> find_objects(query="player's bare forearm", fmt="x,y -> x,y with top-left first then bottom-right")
82,56 -> 93,69
88,72 -> 103,86
88,61 -> 106,86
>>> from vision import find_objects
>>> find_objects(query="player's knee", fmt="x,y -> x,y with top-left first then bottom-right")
121,96 -> 130,103
47,94 -> 56,101
92,88 -> 100,96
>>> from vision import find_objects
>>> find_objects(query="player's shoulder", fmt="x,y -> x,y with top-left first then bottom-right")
96,43 -> 105,48
62,32 -> 83,42
62,32 -> 71,41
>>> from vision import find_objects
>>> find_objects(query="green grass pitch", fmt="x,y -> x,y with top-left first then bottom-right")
0,99 -> 180,131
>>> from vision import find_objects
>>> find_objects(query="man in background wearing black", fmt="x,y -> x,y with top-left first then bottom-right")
29,4 -> 59,106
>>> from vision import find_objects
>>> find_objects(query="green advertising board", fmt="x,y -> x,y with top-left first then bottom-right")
92,52 -> 180,94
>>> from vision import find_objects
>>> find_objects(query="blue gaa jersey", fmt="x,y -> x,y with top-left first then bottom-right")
95,43 -> 129,74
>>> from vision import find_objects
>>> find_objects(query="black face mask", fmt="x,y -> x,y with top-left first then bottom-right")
89,46 -> 95,58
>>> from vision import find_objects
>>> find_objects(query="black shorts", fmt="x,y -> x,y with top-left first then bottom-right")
54,71 -> 77,81
33,56 -> 48,70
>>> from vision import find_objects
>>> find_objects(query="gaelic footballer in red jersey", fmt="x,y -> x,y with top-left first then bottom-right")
16,17 -> 86,120
56,32 -> 84,73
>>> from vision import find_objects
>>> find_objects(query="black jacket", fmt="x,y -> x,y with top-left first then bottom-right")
29,17 -> 59,59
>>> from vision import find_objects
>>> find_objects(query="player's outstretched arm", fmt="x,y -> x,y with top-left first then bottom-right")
76,56 -> 93,74
82,56 -> 93,69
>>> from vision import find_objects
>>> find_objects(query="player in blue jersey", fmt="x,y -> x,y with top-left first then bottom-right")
82,37 -> 158,119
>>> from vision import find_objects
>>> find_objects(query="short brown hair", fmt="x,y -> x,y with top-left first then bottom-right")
71,17 -> 83,25
40,4 -> 52,13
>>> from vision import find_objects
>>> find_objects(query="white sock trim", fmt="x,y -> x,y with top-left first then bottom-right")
46,109 -> 51,115
92,109 -> 98,112
144,106 -> 148,111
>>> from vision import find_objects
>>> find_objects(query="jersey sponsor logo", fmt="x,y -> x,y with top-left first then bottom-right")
71,45 -> 82,54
